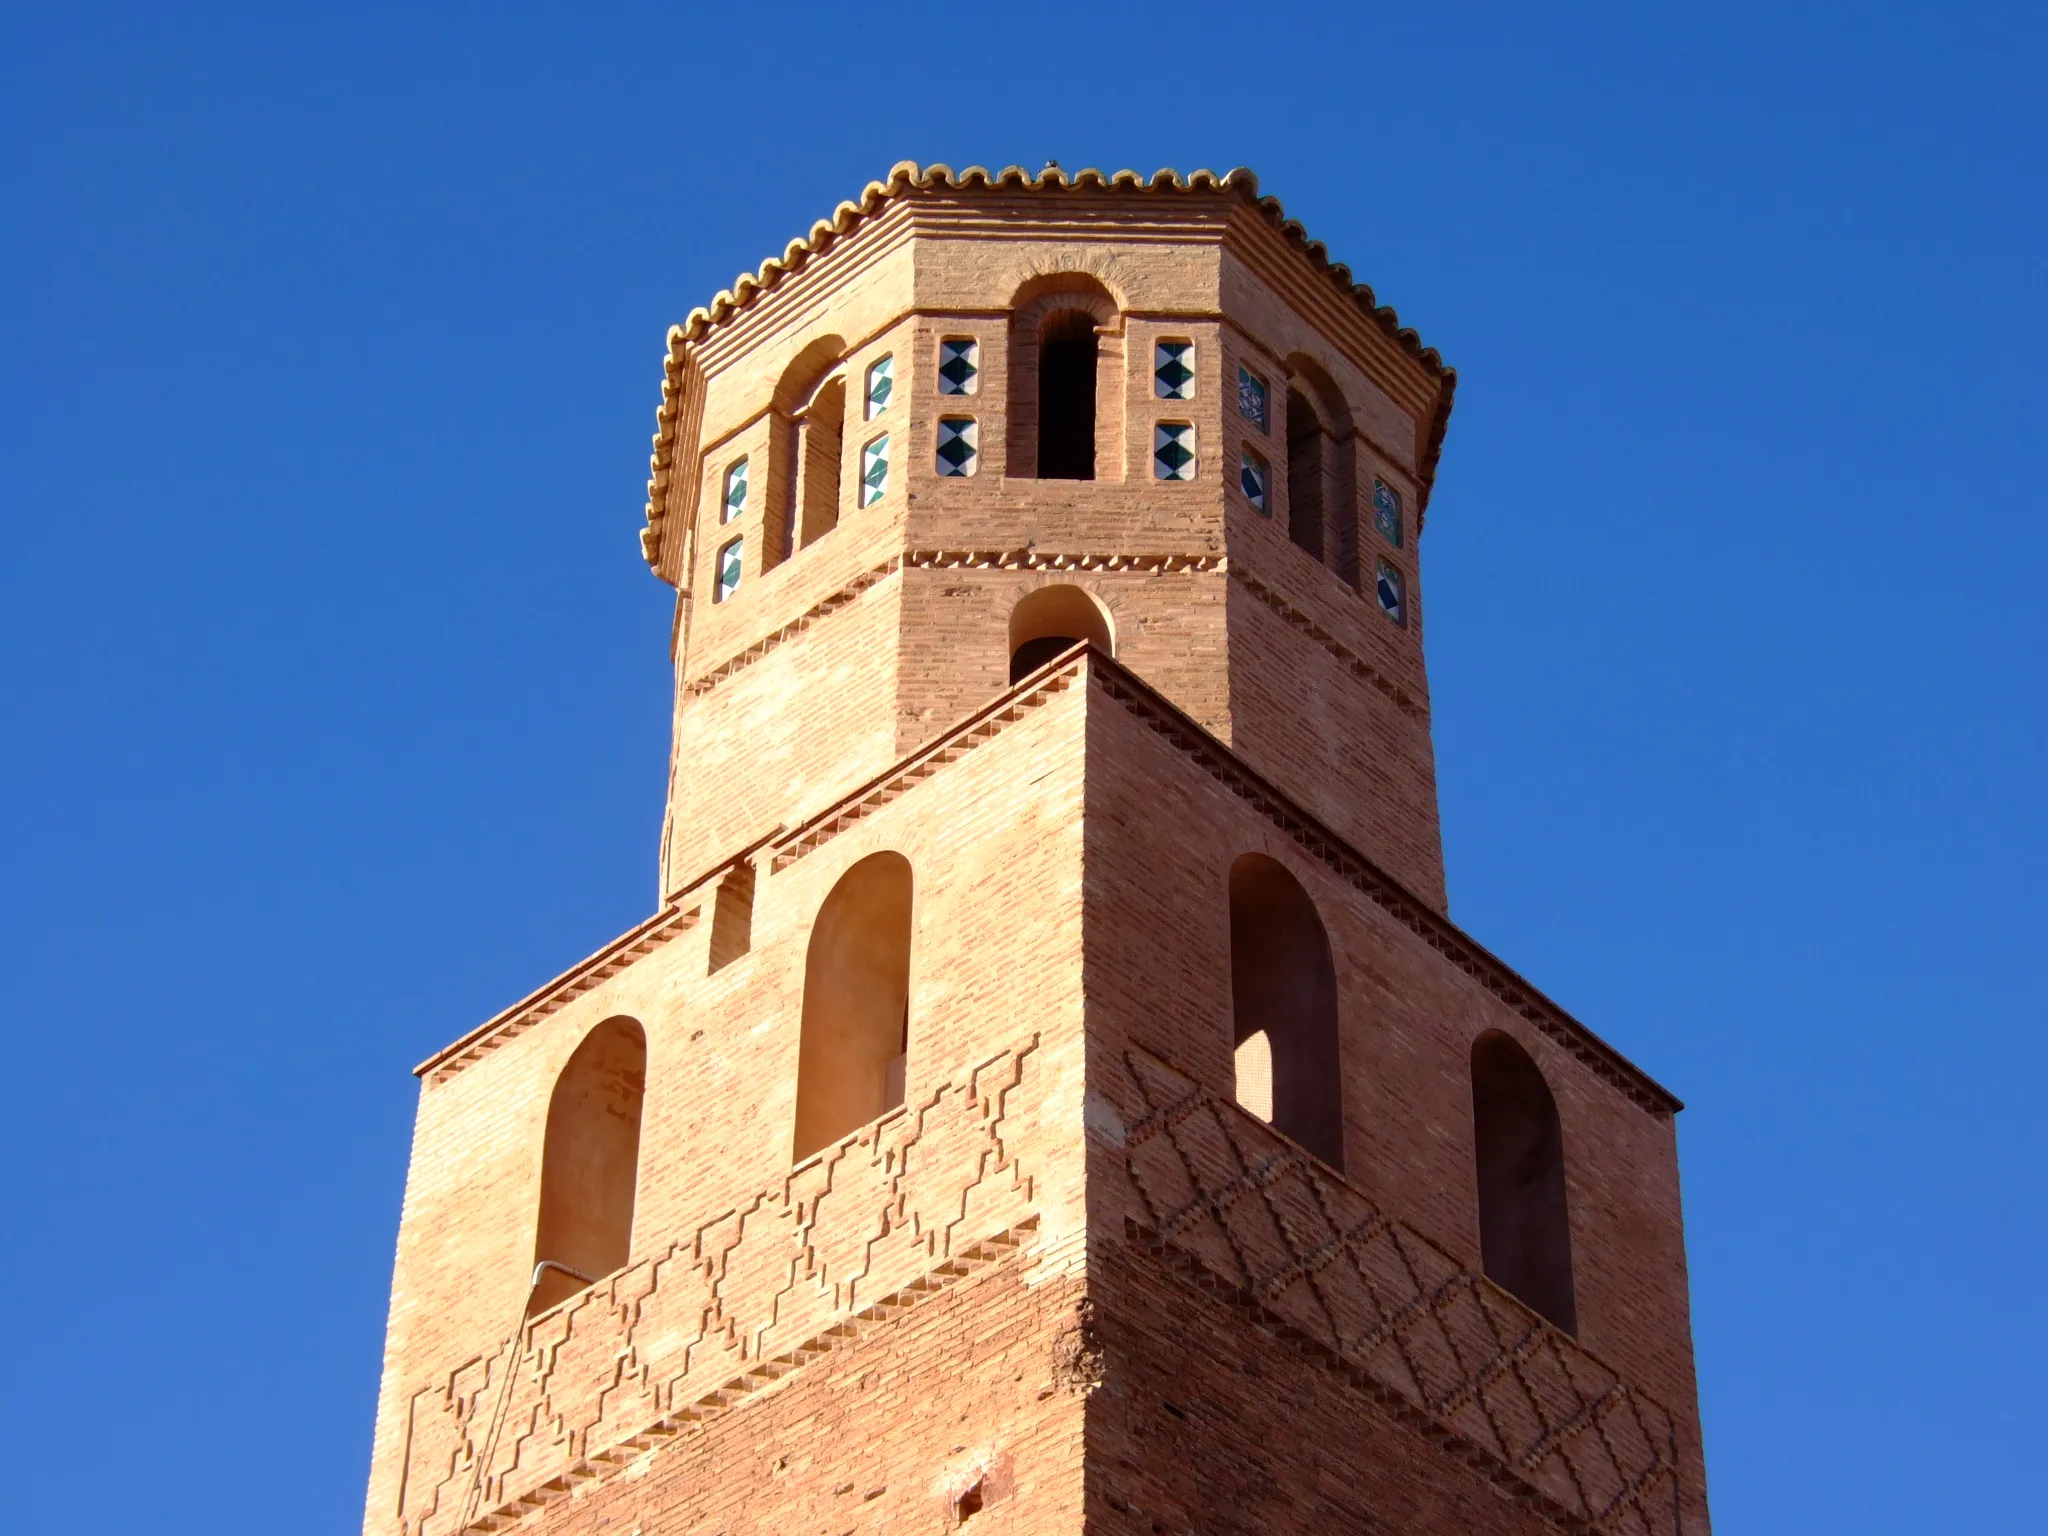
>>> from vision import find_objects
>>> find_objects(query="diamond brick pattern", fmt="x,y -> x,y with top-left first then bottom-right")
721,458 -> 747,524
1154,340 -> 1195,400
1118,1047 -> 1679,1536
935,417 -> 977,476
715,536 -> 742,601
1240,448 -> 1269,512
860,434 -> 889,506
1238,364 -> 1269,431
1153,422 -> 1196,481
864,354 -> 894,418
399,1040 -> 1044,1535
937,338 -> 978,395
1375,559 -> 1405,625
1374,478 -> 1403,547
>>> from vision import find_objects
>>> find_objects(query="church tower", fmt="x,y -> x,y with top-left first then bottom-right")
362,164 -> 1711,1536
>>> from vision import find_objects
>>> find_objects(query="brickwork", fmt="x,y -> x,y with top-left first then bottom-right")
363,165 -> 1709,1535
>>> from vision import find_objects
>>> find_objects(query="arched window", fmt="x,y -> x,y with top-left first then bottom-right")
792,852 -> 914,1162
1470,1032 -> 1577,1334
1285,388 -> 1326,561
1227,854 -> 1344,1170
1038,311 -> 1099,479
794,373 -> 846,548
530,1017 -> 646,1316
1007,276 -> 1122,483
764,336 -> 847,569
1007,584 -> 1114,683
1283,359 -> 1360,586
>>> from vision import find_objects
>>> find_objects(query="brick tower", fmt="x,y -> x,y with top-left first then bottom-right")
362,163 -> 1711,1536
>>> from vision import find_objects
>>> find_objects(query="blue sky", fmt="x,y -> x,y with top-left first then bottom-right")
3,3 -> 2042,1530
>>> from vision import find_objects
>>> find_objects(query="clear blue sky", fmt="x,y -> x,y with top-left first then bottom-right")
3,4 -> 2042,1531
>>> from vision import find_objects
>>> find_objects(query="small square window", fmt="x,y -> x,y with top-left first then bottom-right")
1154,422 -> 1196,481
1375,559 -> 1406,626
1154,340 -> 1195,400
721,458 -> 748,524
864,355 -> 894,419
937,338 -> 979,395
860,434 -> 890,506
935,417 -> 978,476
1373,479 -> 1404,548
1240,448 -> 1270,513
1237,365 -> 1269,432
716,536 -> 743,602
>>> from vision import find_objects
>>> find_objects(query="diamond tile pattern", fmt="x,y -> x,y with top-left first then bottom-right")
935,417 -> 977,476
938,338 -> 979,395
1240,449 -> 1269,512
722,458 -> 747,524
1376,559 -> 1405,625
1154,423 -> 1196,481
860,434 -> 890,506
1154,341 -> 1196,400
1238,365 -> 1269,431
1119,1046 -> 1679,1536
1374,478 -> 1403,547
715,536 -> 742,601
864,355 -> 894,419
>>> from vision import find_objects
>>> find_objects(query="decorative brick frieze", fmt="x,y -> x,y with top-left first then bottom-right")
1114,1046 -> 1679,1534
396,1038 -> 1044,1534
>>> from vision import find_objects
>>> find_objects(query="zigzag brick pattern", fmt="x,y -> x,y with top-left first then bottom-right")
1118,1046 -> 1679,1536
396,1038 -> 1042,1535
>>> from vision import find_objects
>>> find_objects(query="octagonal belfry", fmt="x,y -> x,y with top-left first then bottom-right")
643,162 -> 1456,910
361,165 -> 1710,1536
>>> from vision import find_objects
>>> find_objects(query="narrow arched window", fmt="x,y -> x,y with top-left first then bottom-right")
530,1017 -> 646,1316
1227,854 -> 1344,1170
795,374 -> 846,547
1285,388 -> 1326,560
1038,310 -> 1099,480
792,852 -> 914,1162
1007,584 -> 1114,683
1470,1032 -> 1577,1334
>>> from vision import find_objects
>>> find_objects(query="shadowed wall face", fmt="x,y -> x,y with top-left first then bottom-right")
530,1017 -> 647,1315
1228,854 -> 1344,1170
1471,1031 -> 1577,1334
792,852 -> 914,1162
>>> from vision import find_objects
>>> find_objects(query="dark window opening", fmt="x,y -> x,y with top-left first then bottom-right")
1009,634 -> 1076,682
1286,389 -> 1325,559
1038,311 -> 1098,480
1471,1032 -> 1577,1334
956,1479 -> 985,1524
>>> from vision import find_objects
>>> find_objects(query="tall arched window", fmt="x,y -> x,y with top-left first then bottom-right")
795,373 -> 846,549
1038,311 -> 1099,479
530,1017 -> 646,1316
765,336 -> 847,569
1227,854 -> 1344,1170
1007,276 -> 1122,483
792,852 -> 914,1162
1285,387 -> 1326,561
1470,1032 -> 1577,1334
1007,584 -> 1114,683
1283,359 -> 1360,586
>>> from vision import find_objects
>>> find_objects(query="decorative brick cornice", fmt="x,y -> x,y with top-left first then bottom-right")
415,905 -> 700,1083
1087,658 -> 1682,1117
684,550 -> 1228,702
1228,563 -> 1427,721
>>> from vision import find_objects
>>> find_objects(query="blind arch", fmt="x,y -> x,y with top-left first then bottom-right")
530,1016 -> 646,1316
792,852 -> 914,1161
1228,854 -> 1344,1169
1471,1031 -> 1577,1334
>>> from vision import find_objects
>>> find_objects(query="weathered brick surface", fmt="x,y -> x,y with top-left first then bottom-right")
364,169 -> 1709,1536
